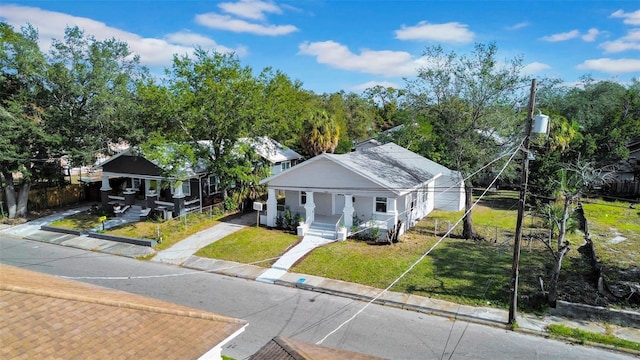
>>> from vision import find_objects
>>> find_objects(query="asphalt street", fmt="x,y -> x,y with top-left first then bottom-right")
1,236 -> 635,360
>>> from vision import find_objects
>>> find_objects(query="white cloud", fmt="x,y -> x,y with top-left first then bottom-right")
350,80 -> 402,92
218,0 -> 282,20
164,31 -> 247,56
581,28 -> 600,42
577,58 -> 640,73
506,22 -> 529,30
0,5 -> 244,66
298,41 -> 420,77
610,9 -> 640,26
540,30 -> 580,42
394,21 -> 474,43
523,62 -> 551,74
195,13 -> 298,36
600,29 -> 640,53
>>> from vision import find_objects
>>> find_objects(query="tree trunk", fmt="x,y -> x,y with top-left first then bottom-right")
16,183 -> 30,218
462,184 -> 474,239
558,195 -> 570,250
548,244 -> 570,306
1,170 -> 31,219
2,171 -> 18,219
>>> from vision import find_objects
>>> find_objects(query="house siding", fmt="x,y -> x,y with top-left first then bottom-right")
434,173 -> 465,211
268,158 -> 381,192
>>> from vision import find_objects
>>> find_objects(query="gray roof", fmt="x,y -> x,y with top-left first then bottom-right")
240,136 -> 302,164
326,142 -> 452,194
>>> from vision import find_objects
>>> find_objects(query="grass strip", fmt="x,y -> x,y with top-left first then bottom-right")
547,324 -> 640,352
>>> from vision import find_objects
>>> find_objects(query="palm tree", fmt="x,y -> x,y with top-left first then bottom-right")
300,108 -> 340,156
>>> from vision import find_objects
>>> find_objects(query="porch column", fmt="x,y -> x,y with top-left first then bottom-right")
172,184 -> 185,217
304,191 -> 315,224
389,198 -> 399,227
100,174 -> 111,210
266,188 -> 277,227
343,194 -> 354,228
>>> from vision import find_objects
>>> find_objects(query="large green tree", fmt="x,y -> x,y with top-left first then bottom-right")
0,23 -> 146,218
44,26 -> 146,165
405,43 -> 529,239
157,49 -> 262,198
255,68 -> 312,150
0,23 -> 52,218
555,78 -> 640,167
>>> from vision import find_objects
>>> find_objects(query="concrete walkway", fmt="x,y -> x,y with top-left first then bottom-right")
0,206 -> 91,238
151,222 -> 246,266
256,234 -> 334,283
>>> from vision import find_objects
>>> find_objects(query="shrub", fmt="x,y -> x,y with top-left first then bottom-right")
224,197 -> 238,211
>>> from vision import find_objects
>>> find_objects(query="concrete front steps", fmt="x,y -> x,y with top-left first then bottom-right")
306,222 -> 338,240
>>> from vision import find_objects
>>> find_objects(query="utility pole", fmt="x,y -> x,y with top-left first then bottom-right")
508,78 -> 536,325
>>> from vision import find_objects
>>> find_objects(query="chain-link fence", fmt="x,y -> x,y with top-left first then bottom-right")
411,217 -> 551,246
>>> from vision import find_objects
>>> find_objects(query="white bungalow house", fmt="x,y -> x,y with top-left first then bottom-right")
259,142 -> 464,240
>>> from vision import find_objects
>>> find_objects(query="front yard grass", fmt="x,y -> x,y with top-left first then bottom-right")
50,212 -> 102,230
108,212 -> 221,250
292,233 -> 548,308
195,227 -> 299,267
292,191 -> 638,311
50,209 -> 223,251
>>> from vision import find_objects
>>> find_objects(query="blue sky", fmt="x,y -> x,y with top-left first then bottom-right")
1,1 -> 639,94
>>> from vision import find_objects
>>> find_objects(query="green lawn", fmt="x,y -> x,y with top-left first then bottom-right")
195,227 -> 299,267
292,231 -> 549,308
547,324 -> 640,352
108,212 -> 221,250
290,191 -> 639,311
50,209 -> 223,251
50,212 -> 102,230
582,198 -> 640,272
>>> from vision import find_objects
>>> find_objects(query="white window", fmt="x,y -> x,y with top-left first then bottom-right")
208,175 -> 220,195
181,181 -> 191,196
281,161 -> 291,171
375,197 -> 387,213
300,191 -> 307,205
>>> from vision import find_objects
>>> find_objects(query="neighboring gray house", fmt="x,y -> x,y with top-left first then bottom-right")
240,136 -> 303,176
259,143 -> 464,240
353,138 -> 382,152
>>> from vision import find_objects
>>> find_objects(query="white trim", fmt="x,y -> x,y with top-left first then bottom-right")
374,196 -> 388,214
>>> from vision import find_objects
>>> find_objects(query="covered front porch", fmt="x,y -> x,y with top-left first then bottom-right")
262,188 -> 398,240
98,173 -> 202,220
